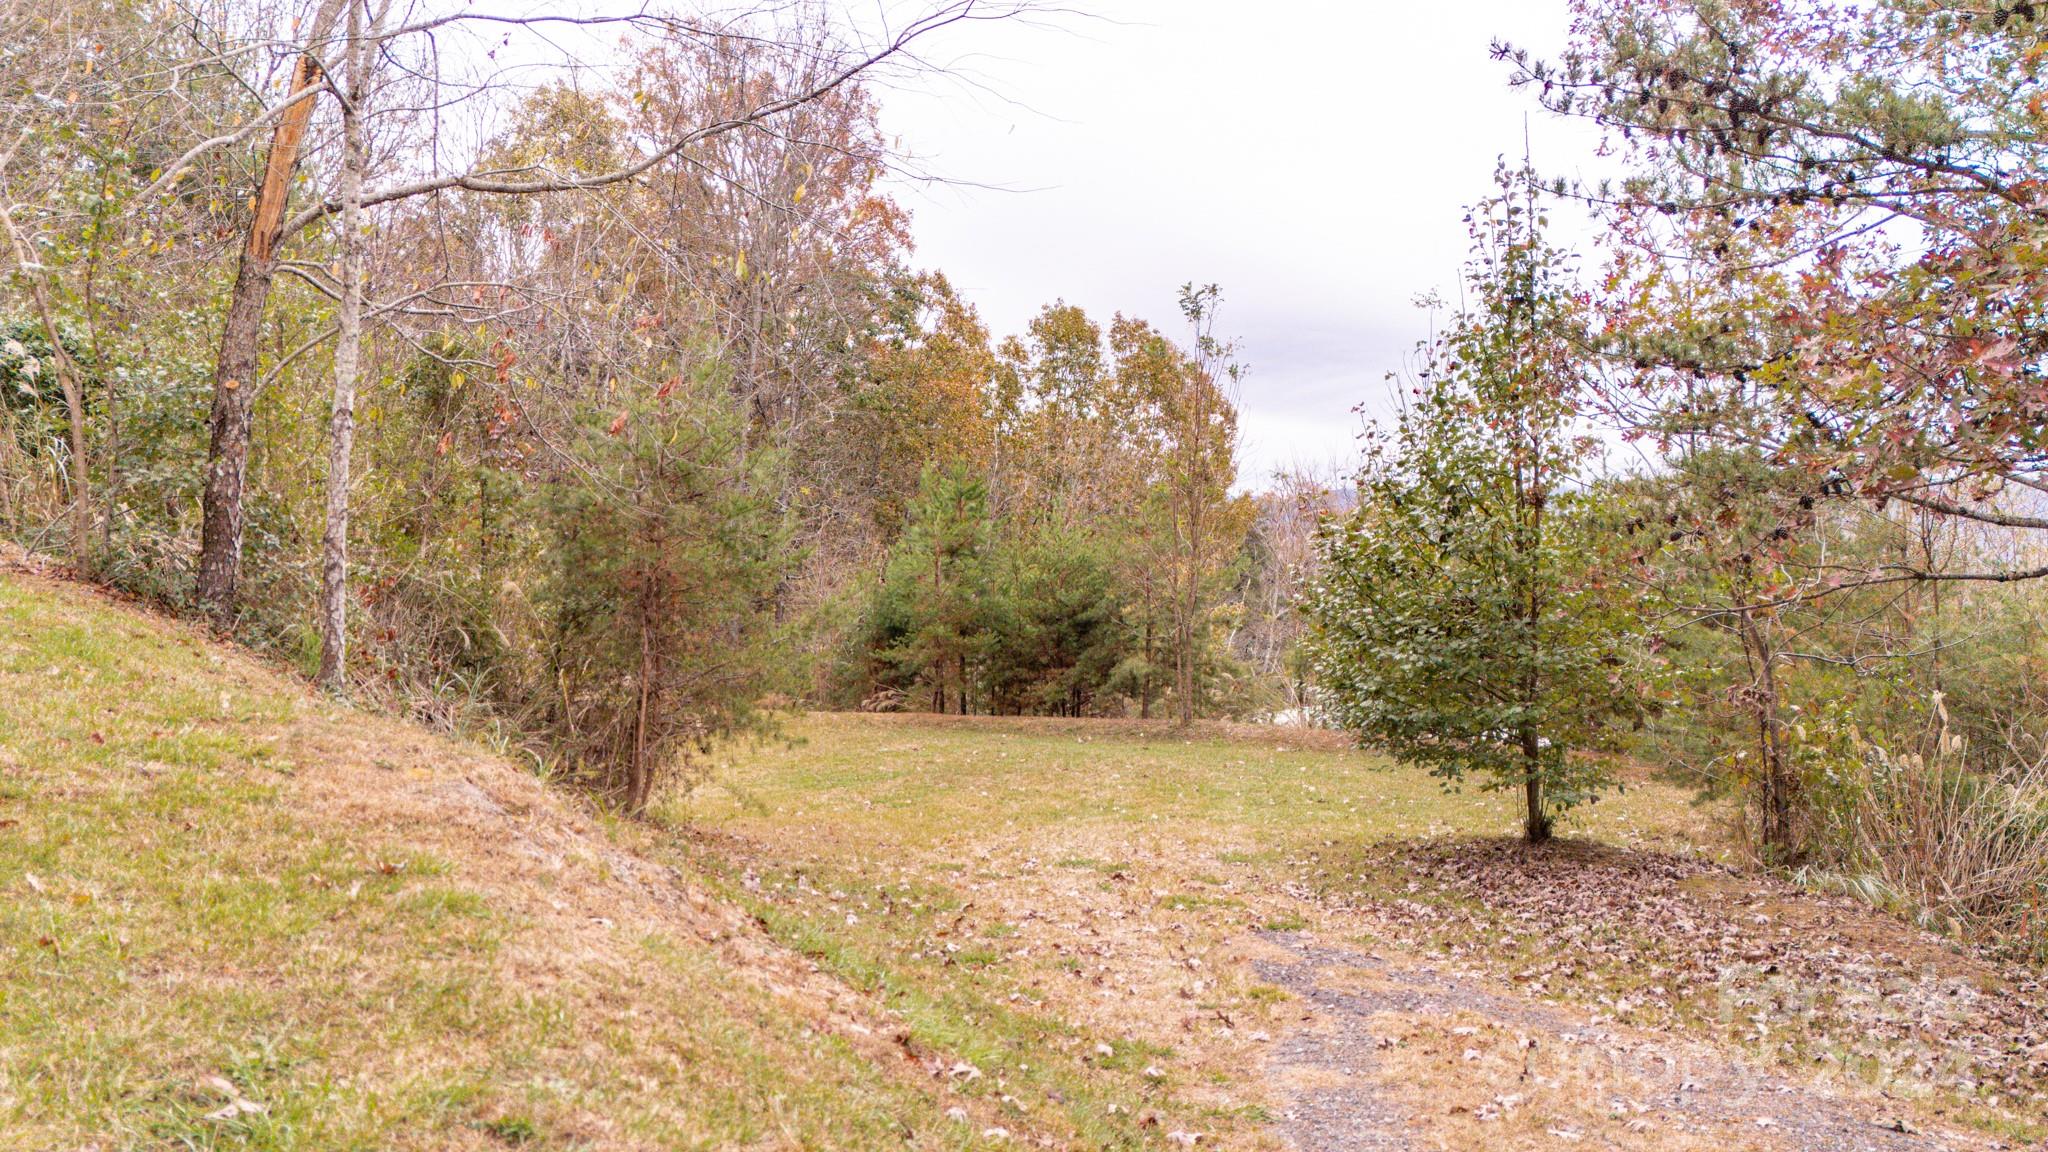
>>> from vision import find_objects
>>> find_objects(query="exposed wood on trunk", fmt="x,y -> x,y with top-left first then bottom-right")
196,0 -> 348,615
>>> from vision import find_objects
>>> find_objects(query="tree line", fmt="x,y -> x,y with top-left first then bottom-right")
0,0 -> 1308,813
833,286 -> 1252,722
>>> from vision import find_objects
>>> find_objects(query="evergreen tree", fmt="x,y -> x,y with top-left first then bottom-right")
872,464 -> 992,713
535,379 -> 790,812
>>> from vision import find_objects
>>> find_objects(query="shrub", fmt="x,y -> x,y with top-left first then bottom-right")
528,380 -> 792,812
1814,698 -> 2048,959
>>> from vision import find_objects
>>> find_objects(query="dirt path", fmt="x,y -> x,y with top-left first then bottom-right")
1250,931 -> 1985,1152
729,819 -> 2035,1150
1252,936 -> 1414,1151
883,827 -> 2022,1151
690,717 -> 2042,1151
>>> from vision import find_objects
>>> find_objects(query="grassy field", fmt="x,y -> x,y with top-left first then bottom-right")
671,713 -> 1711,857
7,567 -> 2039,1151
650,714 -> 1723,1150
670,714 -> 2046,1149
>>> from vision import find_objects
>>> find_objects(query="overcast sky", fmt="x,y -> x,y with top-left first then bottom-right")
874,0 -> 1604,486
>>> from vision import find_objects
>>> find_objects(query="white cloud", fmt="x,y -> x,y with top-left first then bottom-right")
878,0 -> 1602,484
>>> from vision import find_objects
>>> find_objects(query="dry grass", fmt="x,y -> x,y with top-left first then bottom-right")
0,568 -> 1031,1150
1844,728 -> 2048,955
658,711 -> 1719,1150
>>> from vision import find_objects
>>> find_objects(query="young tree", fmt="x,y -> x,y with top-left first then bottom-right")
1618,449 -> 1828,859
535,380 -> 789,814
991,534 -> 1130,717
1304,171 -> 1649,842
1162,285 -> 1245,726
1099,301 -> 1249,724
873,463 -> 992,714
0,157 -> 92,562
315,0 -> 378,691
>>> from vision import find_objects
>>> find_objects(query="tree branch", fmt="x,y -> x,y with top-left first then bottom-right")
279,0 -> 1007,239
1889,489 -> 2048,532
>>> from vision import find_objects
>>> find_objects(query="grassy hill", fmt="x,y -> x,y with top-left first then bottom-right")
0,566 -> 997,1150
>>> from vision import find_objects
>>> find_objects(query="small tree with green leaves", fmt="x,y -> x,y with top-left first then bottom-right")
1303,167 -> 1650,842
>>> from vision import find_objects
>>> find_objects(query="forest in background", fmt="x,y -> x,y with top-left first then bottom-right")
0,0 -> 1323,809
3,0 -> 2047,958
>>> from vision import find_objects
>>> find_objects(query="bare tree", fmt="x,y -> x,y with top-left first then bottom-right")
1234,465 -> 1345,712
315,0 -> 380,690
148,0 -> 1033,618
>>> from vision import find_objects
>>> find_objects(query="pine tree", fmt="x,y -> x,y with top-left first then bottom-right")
877,464 -> 992,714
535,380 -> 790,813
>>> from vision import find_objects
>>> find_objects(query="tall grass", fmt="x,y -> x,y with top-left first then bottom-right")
1835,699 -> 2048,958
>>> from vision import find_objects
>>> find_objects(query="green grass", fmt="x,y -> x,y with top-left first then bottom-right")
676,714 -> 1706,859
0,574 -> 1016,1150
647,714 -> 1713,1151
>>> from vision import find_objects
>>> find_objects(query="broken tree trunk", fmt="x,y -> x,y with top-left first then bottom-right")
196,0 -> 347,616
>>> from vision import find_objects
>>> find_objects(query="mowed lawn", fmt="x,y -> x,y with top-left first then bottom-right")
675,712 -> 1711,860
652,714 -> 1723,1152
671,715 -> 2044,1150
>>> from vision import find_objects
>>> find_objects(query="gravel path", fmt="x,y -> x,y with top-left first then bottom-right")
1252,931 -> 1988,1152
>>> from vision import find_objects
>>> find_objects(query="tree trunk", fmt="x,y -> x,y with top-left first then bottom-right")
316,1 -> 367,692
631,612 -> 654,814
0,200 -> 91,564
1520,725 -> 1551,844
51,317 -> 88,564
196,0 -> 347,615
1738,608 -> 1797,861
1140,613 -> 1153,719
